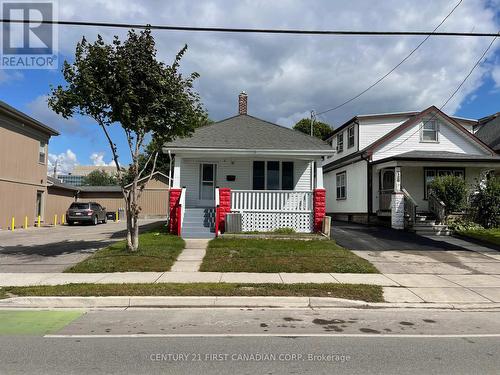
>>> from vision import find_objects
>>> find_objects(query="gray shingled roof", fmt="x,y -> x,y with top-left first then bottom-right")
163,114 -> 332,151
79,185 -> 122,192
47,176 -> 79,191
475,113 -> 500,152
376,151 -> 500,163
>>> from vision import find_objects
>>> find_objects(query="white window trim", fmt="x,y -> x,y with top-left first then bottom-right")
336,132 -> 344,153
336,171 -> 347,200
347,126 -> 355,148
420,120 -> 439,143
38,141 -> 46,165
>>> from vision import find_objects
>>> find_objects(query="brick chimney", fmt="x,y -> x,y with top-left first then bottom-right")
238,91 -> 248,115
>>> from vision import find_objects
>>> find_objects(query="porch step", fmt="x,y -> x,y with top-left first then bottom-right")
411,222 -> 451,236
182,208 -> 216,239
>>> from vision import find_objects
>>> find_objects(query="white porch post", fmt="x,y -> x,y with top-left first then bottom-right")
173,156 -> 181,188
315,159 -> 324,189
391,166 -> 404,229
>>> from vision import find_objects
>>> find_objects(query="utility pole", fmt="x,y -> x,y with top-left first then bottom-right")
310,110 -> 315,137
53,158 -> 58,178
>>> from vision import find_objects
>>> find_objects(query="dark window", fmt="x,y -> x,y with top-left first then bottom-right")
253,161 -> 265,190
337,133 -> 344,153
39,141 -> 46,164
282,162 -> 294,190
347,126 -> 355,148
336,172 -> 346,199
267,161 -> 280,190
70,203 -> 90,210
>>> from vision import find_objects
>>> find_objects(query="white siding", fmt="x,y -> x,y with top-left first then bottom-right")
324,160 -> 368,213
180,158 -> 312,207
323,123 -> 358,164
358,116 -> 410,150
372,116 -> 488,161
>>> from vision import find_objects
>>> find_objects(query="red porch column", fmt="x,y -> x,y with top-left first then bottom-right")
313,188 -> 326,233
169,188 -> 182,235
217,188 -> 231,234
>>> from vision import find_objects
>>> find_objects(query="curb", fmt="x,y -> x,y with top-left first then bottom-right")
1,296 -> 499,310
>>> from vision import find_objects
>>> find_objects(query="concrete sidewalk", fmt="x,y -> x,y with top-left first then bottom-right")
1,272 -> 500,304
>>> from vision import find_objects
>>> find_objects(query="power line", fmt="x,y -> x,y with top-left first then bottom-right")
0,18 -> 498,37
377,34 -> 498,154
316,0 -> 463,116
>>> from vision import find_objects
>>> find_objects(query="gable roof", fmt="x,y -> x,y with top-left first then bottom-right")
475,113 -> 500,152
0,100 -> 59,136
364,106 -> 495,157
163,114 -> 332,152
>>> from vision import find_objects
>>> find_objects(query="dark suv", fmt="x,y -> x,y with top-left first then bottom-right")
66,202 -> 107,226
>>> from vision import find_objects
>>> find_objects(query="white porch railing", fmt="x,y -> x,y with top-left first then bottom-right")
180,187 -> 186,229
231,190 -> 313,212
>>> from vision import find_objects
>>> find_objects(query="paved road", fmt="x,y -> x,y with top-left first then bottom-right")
0,219 -> 165,272
1,308 -> 499,374
331,221 -> 500,275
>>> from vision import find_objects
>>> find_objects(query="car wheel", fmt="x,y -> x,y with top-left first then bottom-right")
67,220 -> 74,226
93,216 -> 98,225
103,216 -> 107,224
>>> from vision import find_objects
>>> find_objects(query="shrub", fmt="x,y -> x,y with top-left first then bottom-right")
470,177 -> 500,229
429,175 -> 467,214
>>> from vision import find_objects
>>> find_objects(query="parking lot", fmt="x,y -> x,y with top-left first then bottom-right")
0,219 -> 165,272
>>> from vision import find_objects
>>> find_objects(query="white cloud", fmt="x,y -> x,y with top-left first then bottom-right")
492,65 -> 500,88
276,111 -> 311,128
0,70 -> 23,84
90,152 -> 115,167
47,149 -> 79,175
50,0 -> 499,129
26,95 -> 82,134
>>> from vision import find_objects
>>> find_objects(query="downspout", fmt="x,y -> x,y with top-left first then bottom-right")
168,150 -> 173,189
361,152 -> 372,222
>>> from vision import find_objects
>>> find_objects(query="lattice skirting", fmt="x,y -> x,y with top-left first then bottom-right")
240,212 -> 313,233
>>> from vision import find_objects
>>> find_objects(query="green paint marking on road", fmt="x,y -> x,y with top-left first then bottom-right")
0,310 -> 83,336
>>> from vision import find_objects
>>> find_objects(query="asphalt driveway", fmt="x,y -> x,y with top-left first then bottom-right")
0,219 -> 164,272
331,221 -> 500,275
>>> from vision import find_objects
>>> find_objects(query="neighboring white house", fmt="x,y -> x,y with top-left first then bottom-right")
163,92 -> 335,238
322,106 -> 500,231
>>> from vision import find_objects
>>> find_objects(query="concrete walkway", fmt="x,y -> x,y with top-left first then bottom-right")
1,272 -> 500,304
169,239 -> 209,272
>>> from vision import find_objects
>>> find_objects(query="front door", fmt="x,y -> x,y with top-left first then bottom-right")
199,163 -> 217,206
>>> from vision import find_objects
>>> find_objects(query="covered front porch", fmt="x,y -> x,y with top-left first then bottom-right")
372,153 -> 500,229
169,151 -> 330,235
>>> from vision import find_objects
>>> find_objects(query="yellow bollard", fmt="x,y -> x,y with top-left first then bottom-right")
54,214 -> 57,227
37,215 -> 41,228
115,211 -> 119,222
24,216 -> 28,229
11,217 -> 15,231
61,214 -> 65,225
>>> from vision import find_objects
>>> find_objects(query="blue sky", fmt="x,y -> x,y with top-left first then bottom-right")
0,0 -> 498,173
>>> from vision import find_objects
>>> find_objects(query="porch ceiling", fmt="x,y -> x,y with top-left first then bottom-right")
168,148 -> 329,160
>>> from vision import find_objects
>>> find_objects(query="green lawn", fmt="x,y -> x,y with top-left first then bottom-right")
200,238 -> 378,273
457,228 -> 500,247
4,283 -> 383,302
65,225 -> 184,273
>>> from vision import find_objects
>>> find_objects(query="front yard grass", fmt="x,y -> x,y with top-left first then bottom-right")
200,238 -> 378,273
4,283 -> 383,302
65,225 -> 184,273
456,228 -> 500,247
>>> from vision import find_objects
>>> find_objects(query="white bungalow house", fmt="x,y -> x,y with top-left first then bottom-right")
163,93 -> 335,238
323,106 -> 500,234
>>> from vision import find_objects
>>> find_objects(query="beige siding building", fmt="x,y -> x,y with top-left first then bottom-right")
0,101 -> 59,229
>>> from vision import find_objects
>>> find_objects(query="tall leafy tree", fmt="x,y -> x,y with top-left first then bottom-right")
49,28 -> 207,251
82,169 -> 117,186
293,118 -> 333,140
